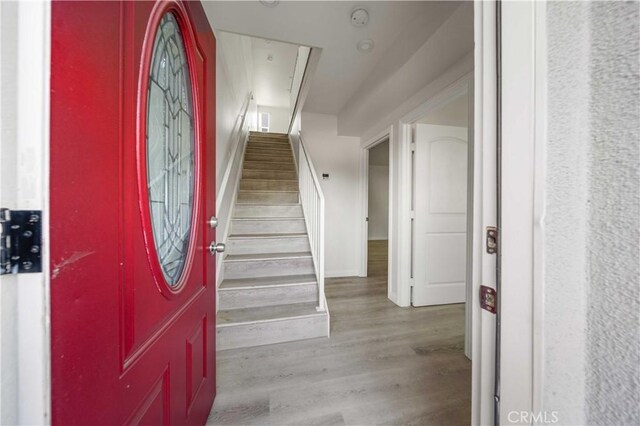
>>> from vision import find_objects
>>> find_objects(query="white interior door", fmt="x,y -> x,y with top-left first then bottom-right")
412,124 -> 468,306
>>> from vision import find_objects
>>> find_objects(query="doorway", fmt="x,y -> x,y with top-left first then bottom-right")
366,138 -> 390,278
401,79 -> 474,359
411,92 -> 470,307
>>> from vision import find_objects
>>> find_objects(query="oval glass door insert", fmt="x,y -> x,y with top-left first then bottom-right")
146,12 -> 195,287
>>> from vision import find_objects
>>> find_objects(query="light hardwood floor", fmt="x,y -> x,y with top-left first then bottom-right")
367,240 -> 388,277
208,271 -> 471,425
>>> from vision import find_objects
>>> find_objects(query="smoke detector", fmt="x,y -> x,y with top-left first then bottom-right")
350,7 -> 369,27
259,0 -> 279,7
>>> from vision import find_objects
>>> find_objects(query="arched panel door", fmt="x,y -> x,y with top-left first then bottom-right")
413,124 -> 468,307
50,1 -> 217,424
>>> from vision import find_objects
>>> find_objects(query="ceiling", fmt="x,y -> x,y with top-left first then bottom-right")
250,36 -> 299,109
203,1 -> 460,115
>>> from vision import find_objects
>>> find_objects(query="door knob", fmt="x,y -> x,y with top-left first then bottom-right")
209,242 -> 225,255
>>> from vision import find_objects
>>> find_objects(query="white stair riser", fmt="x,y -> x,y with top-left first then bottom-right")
234,204 -> 303,218
246,146 -> 292,154
240,180 -> 297,191
219,283 -> 317,310
247,141 -> 290,149
244,154 -> 294,163
244,161 -> 295,171
248,136 -> 289,142
232,219 -> 306,234
238,191 -> 298,204
227,236 -> 310,255
224,257 -> 314,279
217,314 -> 328,350
242,170 -> 297,180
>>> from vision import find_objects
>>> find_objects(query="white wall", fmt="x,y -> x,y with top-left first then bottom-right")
301,112 -> 361,277
368,166 -> 389,240
544,2 -> 640,424
257,105 -> 289,134
368,141 -> 389,240
216,30 -> 254,192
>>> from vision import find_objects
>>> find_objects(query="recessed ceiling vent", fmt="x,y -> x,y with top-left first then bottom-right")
259,0 -> 279,7
357,39 -> 374,53
350,7 -> 369,27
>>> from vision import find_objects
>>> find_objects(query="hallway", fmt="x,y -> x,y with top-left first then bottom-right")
208,274 -> 471,425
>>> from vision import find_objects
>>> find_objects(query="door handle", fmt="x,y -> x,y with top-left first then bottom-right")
209,242 -> 225,255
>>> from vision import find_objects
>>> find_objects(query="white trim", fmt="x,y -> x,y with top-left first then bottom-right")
465,75 -> 475,361
499,0 -> 546,420
0,1 -> 51,424
358,127 -> 392,272
532,0 -> 547,414
325,269 -> 360,279
472,2 -> 498,425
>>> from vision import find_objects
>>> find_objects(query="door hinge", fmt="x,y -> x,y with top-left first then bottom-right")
486,226 -> 498,254
410,142 -> 416,152
410,210 -> 415,219
0,209 -> 43,275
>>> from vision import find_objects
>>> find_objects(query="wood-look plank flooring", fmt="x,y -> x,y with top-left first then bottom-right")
367,240 -> 388,277
208,262 -> 471,425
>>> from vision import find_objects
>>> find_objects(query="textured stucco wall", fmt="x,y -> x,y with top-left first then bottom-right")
584,2 -> 640,424
546,2 -> 640,424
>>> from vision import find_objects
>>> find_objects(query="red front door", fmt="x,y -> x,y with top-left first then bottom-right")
50,1 -> 217,424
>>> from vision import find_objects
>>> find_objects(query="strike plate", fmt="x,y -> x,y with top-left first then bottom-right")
486,226 -> 498,254
480,285 -> 497,314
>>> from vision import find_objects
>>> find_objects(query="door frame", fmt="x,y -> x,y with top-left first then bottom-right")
398,74 -> 473,353
0,1 -> 51,424
497,0 -> 547,421
358,131 -> 392,286
0,0 -> 547,423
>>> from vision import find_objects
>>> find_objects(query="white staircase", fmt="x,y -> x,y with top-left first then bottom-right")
217,132 -> 329,351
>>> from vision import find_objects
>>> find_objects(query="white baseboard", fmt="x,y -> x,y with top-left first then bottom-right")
325,269 -> 360,278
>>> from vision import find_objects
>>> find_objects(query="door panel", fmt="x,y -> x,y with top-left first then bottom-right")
413,124 -> 468,306
50,1 -> 217,424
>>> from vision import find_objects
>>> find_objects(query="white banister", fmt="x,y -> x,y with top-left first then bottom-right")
297,133 -> 326,312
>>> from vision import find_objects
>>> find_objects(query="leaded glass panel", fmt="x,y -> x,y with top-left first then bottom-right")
146,13 -> 194,287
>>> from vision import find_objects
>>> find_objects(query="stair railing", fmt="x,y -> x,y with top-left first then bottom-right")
297,133 -> 326,312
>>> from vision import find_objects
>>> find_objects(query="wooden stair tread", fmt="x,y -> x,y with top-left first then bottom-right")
231,217 -> 304,221
240,178 -> 298,182
238,189 -> 298,193
219,274 -> 317,290
224,252 -> 312,262
228,232 -> 307,238
218,302 -> 322,326
235,202 -> 300,206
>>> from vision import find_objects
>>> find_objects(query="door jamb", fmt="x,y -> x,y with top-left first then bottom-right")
498,0 -> 547,421
0,1 -> 51,424
358,128 -> 392,286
